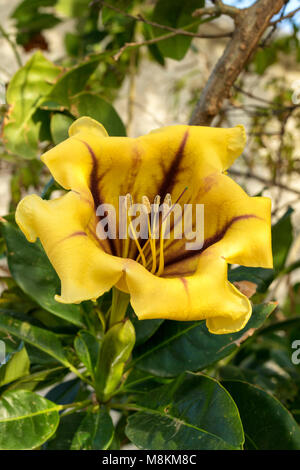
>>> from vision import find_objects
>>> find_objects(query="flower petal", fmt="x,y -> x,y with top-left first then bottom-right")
164,172 -> 272,275
122,251 -> 251,334
15,191 -> 124,303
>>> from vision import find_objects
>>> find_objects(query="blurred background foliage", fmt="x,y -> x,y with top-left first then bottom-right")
0,0 -> 300,450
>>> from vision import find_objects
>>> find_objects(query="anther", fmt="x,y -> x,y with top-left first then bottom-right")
142,196 -> 151,214
164,193 -> 172,207
125,193 -> 133,210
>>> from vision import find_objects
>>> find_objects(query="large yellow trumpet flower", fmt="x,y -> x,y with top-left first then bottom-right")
16,117 -> 272,334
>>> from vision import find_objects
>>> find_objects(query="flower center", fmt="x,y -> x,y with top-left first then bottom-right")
123,187 -> 188,276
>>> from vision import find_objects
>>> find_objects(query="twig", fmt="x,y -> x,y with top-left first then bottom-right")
189,0 -> 286,126
93,0 -> 232,39
193,0 -> 239,20
233,85 -> 277,106
260,0 -> 289,49
229,168 -> 300,196
270,5 -> 300,25
113,31 -> 179,61
0,24 -> 22,68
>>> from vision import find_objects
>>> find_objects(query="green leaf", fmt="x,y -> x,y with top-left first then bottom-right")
132,303 -> 276,377
3,51 -> 60,158
122,368 -> 166,394
56,0 -> 91,18
0,389 -> 60,449
43,58 -> 100,109
1,221 -> 84,328
71,408 -> 114,450
70,92 -> 126,136
125,372 -> 244,450
0,344 -> 30,387
129,306 -> 164,346
101,0 -> 132,24
0,312 -> 70,368
74,330 -> 101,381
45,378 -> 80,405
223,380 -> 300,450
152,0 -> 204,60
95,319 -> 135,401
50,113 -> 74,144
228,266 -> 274,292
272,206 -> 293,272
6,366 -> 66,393
46,412 -> 86,450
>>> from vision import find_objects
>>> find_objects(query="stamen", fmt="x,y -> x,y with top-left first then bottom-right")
122,194 -> 131,257
142,196 -> 151,214
143,196 -> 158,273
136,188 -> 188,276
124,193 -> 147,267
164,193 -> 172,208
156,187 -> 188,276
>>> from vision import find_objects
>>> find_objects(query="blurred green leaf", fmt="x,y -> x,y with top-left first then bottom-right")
70,92 -> 126,136
126,372 -> 244,450
3,52 -> 60,158
50,113 -> 74,144
152,0 -> 204,60
272,207 -> 293,271
43,58 -> 100,109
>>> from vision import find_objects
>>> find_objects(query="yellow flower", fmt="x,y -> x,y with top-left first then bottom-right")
15,117 -> 272,334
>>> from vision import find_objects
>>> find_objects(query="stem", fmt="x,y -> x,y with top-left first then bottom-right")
60,399 -> 93,416
109,287 -> 130,328
67,364 -> 93,386
110,402 -> 140,412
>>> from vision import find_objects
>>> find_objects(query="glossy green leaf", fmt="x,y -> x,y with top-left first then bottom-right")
122,369 -> 165,394
0,390 -> 60,449
50,113 -> 74,144
132,303 -> 276,377
223,380 -> 300,450
70,92 -> 126,136
152,0 -> 204,60
71,408 -> 114,450
45,378 -> 80,405
46,412 -> 86,450
1,221 -> 84,328
74,330 -> 101,381
3,51 -> 60,158
0,344 -> 30,387
126,372 -> 244,450
95,319 -> 135,401
6,366 -> 66,393
272,207 -> 293,271
129,305 -> 163,346
0,312 -> 70,368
